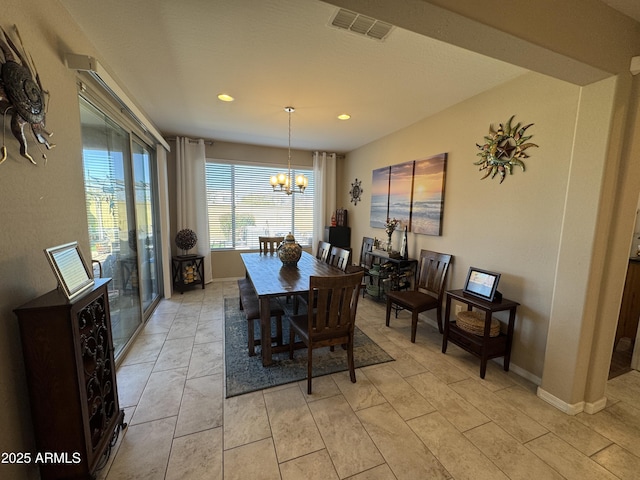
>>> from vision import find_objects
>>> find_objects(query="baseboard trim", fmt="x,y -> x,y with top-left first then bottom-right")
584,396 -> 608,414
536,387 -> 585,415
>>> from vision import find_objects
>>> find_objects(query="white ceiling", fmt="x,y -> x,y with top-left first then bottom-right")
58,0 -> 636,153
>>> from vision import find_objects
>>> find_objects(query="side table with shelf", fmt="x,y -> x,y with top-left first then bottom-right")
172,255 -> 205,293
442,289 -> 519,378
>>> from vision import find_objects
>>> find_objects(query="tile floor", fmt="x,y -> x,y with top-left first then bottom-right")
100,281 -> 640,480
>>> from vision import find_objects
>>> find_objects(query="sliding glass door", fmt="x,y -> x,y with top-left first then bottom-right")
80,97 -> 162,358
132,139 -> 159,311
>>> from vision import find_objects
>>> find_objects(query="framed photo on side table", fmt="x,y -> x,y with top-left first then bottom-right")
463,267 -> 501,302
44,241 -> 95,300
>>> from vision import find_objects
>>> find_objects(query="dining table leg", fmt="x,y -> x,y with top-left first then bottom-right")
259,296 -> 272,366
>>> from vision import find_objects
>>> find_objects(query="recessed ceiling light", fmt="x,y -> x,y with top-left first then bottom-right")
217,93 -> 234,102
338,113 -> 351,120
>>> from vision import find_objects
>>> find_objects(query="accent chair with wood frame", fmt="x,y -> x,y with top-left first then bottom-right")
385,249 -> 452,342
289,270 -> 364,394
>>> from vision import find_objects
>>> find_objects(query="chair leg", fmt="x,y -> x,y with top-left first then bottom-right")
411,310 -> 419,343
385,297 -> 392,327
307,347 -> 313,394
347,337 -> 356,383
248,318 -> 255,356
436,304 -> 443,334
289,327 -> 295,359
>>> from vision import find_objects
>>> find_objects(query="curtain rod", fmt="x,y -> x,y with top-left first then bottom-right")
165,137 -> 214,146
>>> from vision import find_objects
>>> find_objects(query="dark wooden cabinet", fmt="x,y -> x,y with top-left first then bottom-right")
324,226 -> 351,248
14,278 -> 125,480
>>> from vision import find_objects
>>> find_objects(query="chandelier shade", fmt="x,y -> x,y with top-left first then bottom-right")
270,106 -> 307,194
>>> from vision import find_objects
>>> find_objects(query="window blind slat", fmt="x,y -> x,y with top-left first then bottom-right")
206,163 -> 314,249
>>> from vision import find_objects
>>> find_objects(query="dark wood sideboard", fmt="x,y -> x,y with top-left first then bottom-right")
14,278 -> 126,480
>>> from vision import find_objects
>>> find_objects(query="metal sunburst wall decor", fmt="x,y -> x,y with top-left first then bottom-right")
350,178 -> 363,205
474,115 -> 537,184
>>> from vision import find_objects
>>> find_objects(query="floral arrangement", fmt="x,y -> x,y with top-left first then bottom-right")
385,218 -> 399,236
175,228 -> 198,252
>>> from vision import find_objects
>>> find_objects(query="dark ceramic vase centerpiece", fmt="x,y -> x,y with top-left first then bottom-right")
277,232 -> 302,266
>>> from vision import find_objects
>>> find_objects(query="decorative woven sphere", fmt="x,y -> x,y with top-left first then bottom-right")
175,228 -> 198,251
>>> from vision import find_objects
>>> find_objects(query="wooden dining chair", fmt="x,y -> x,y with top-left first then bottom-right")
259,236 -> 284,254
358,237 -> 375,296
316,240 -> 332,262
289,270 -> 364,394
328,246 -> 351,271
385,249 -> 452,342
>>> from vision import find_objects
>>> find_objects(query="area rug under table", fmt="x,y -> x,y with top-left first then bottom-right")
224,297 -> 394,397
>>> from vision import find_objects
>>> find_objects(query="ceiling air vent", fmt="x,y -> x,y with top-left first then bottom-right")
330,8 -> 393,41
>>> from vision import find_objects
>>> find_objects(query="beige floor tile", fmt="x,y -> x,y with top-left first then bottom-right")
357,402 -> 449,480
153,337 -> 195,372
450,377 -> 548,442
130,368 -> 187,425
224,391 -> 271,449
187,341 -> 223,379
279,449 -> 340,480
345,463 -> 397,480
105,417 -> 176,479
264,385 -> 324,463
409,412 -> 508,480
605,370 -> 640,407
224,437 -> 280,480
591,443 -> 640,479
175,373 -> 224,437
576,401 -> 640,457
299,373 -> 341,401
362,365 -> 435,420
407,372 -> 489,432
194,319 -> 222,344
120,332 -> 166,366
332,370 -> 387,411
116,361 -> 154,408
308,395 -> 384,478
165,427 -> 223,480
464,422 -> 564,479
496,385 -> 613,456
166,316 -> 198,340
405,343 -> 471,384
143,313 -> 175,335
526,432 -> 619,480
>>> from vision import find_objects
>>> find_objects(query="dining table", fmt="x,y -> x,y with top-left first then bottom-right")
240,251 -> 346,366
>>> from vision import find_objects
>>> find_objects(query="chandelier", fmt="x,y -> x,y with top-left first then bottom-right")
270,107 -> 308,194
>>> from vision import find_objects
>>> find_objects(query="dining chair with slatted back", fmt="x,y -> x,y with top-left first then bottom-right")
316,240 -> 332,262
385,249 -> 452,342
289,270 -> 364,394
358,237 -> 375,295
259,236 -> 284,254
328,246 -> 351,271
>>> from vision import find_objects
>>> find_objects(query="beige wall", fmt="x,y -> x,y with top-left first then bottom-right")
340,71 -> 582,379
0,1 -> 107,478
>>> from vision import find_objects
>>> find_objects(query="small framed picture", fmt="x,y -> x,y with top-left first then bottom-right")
44,242 -> 95,300
463,267 -> 501,302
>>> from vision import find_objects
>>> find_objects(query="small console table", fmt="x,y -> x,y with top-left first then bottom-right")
172,255 -> 205,293
442,289 -> 519,378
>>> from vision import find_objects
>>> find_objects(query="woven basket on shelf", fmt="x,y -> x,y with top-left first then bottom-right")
455,310 -> 501,337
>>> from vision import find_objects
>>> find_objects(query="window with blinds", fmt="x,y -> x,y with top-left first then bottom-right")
205,162 -> 314,249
